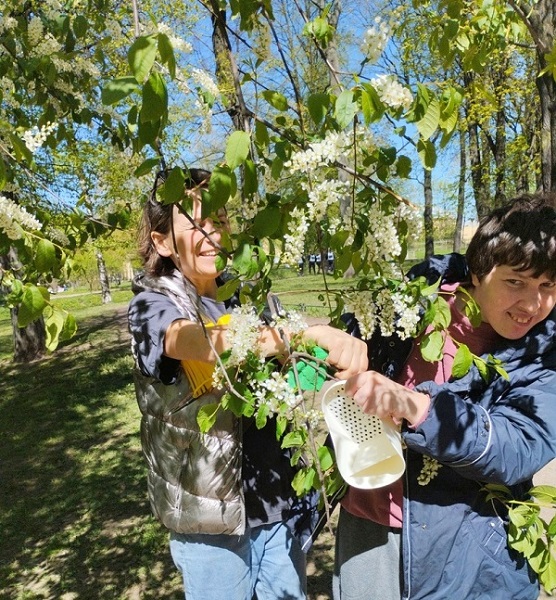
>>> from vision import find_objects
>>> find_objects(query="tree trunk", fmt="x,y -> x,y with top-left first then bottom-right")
206,0 -> 251,134
510,0 -> 556,191
0,247 -> 46,362
10,306 -> 46,362
537,70 -> 556,192
423,167 -> 435,258
466,115 -> 491,218
454,127 -> 466,253
96,249 -> 112,304
492,66 -> 507,207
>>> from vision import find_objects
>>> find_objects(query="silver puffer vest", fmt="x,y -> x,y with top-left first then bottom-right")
130,271 -> 246,535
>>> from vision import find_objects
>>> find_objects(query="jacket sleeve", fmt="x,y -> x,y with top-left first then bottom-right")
404,366 -> 556,486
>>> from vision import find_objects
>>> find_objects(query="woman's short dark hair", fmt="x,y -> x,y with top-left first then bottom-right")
138,168 -> 211,277
466,193 -> 556,281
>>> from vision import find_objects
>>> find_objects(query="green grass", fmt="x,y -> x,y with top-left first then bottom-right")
0,302 -> 183,599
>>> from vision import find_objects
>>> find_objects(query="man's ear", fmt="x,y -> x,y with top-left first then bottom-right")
151,231 -> 173,257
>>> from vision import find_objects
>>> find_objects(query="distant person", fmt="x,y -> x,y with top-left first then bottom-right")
128,167 -> 368,600
308,254 -> 316,274
327,250 -> 334,273
333,193 -> 556,600
316,252 -> 322,273
298,255 -> 305,275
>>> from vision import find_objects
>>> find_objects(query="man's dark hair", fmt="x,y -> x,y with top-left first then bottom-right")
466,193 -> 556,281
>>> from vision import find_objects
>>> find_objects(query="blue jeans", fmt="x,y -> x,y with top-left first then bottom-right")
169,521 -> 307,600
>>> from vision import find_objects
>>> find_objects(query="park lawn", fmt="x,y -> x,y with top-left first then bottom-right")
0,302 -> 184,599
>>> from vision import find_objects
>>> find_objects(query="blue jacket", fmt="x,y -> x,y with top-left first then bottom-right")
359,254 -> 556,599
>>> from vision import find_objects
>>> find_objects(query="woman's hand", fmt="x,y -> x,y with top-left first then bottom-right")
345,371 -> 430,427
304,325 -> 368,379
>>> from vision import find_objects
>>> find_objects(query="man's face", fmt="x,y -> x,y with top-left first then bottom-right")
471,265 -> 556,339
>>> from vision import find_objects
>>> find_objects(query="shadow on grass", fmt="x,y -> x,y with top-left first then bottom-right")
0,307 -> 182,600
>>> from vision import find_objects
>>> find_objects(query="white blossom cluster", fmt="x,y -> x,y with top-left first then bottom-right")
281,206 -> 309,265
0,195 -> 42,240
27,16 -> 45,47
345,284 -> 421,341
224,305 -> 264,366
392,291 -> 421,339
305,408 -> 323,429
270,309 -> 308,335
252,371 -> 303,414
0,15 -> 17,34
157,23 -> 193,53
303,179 -> 350,221
285,130 -> 352,174
371,74 -> 413,112
45,226 -> 70,246
191,68 -> 220,98
364,204 -> 403,263
22,122 -> 58,154
361,17 -> 391,63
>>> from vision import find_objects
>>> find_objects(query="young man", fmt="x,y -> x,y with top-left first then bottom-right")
333,193 -> 556,600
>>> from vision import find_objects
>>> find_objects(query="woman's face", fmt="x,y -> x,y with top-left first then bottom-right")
151,190 -> 229,297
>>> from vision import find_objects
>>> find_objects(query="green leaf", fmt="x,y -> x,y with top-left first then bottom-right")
0,154 -> 6,189
140,72 -> 168,123
254,121 -> 270,148
252,205 -> 281,237
261,90 -> 288,111
128,35 -> 158,84
232,243 -> 259,278
540,554 -> 556,595
197,403 -> 221,432
361,85 -> 385,124
395,155 -> 412,178
45,306 -> 65,351
60,311 -> 77,342
18,285 -> 47,328
255,403 -> 270,429
216,276 -> 240,302
9,133 -> 33,165
473,357 -> 490,381
417,138 -> 437,170
431,296 -> 451,328
334,89 -> 358,129
35,238 -> 57,273
452,344 -> 473,379
282,430 -> 305,448
102,77 -> 140,105
318,445 -> 334,471
161,167 -> 186,205
243,159 -> 258,196
208,165 -> 236,209
529,485 -> 556,504
225,130 -> 251,170
540,44 -> 556,79
415,97 -> 440,140
138,118 -> 161,149
307,93 -> 330,125
420,330 -> 445,362
157,33 -> 176,79
134,157 -> 162,178
73,15 -> 88,38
